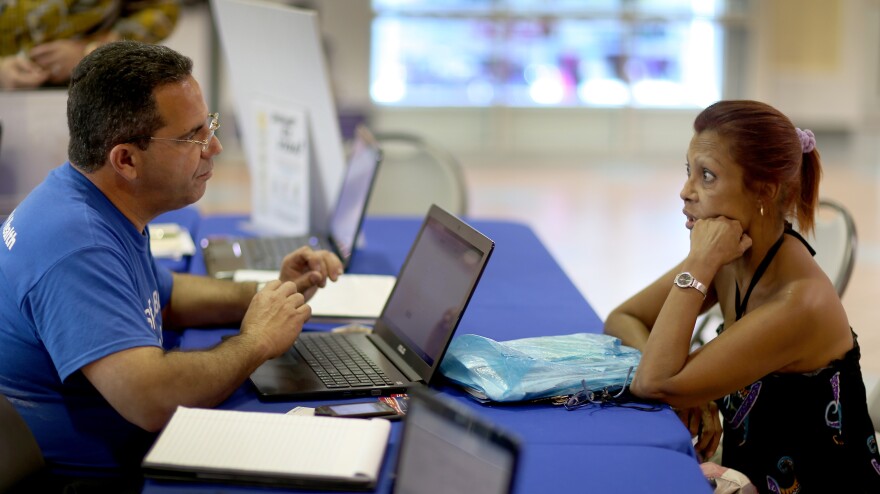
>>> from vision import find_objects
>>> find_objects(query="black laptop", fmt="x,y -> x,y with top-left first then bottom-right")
249,205 -> 495,401
201,125 -> 382,278
393,388 -> 520,494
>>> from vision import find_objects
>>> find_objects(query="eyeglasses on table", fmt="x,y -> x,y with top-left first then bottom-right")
564,366 -> 662,412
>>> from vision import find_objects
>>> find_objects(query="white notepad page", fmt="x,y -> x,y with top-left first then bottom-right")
143,407 -> 391,481
234,271 -> 396,320
308,274 -> 395,319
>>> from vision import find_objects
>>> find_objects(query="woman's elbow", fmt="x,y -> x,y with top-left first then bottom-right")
630,376 -> 665,401
604,308 -> 626,330
603,318 -> 623,338
630,377 -> 701,409
604,312 -> 649,350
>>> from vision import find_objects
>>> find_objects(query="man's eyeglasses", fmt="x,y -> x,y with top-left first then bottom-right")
144,113 -> 219,151
563,366 -> 662,412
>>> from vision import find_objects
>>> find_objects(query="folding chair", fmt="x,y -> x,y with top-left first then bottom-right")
366,132 -> 468,217
0,394 -> 44,493
869,381 -> 880,435
808,198 -> 857,296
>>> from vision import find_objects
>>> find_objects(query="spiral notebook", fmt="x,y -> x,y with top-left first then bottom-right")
142,406 -> 390,490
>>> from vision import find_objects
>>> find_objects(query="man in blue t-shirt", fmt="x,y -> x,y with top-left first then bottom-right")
0,41 -> 342,483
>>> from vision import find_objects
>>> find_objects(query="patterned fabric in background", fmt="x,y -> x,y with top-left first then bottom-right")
0,0 -> 180,56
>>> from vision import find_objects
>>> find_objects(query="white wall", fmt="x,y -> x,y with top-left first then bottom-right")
0,90 -> 70,213
748,0 -> 869,130
313,0 -> 372,110
163,2 -> 216,108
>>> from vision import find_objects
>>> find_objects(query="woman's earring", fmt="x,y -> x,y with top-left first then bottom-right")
760,203 -> 764,216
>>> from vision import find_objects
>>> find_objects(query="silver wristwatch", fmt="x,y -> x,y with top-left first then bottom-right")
673,272 -> 707,298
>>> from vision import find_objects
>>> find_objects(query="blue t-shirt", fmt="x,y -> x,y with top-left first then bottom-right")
0,163 -> 173,475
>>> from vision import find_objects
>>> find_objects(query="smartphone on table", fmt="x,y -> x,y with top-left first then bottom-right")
315,400 -> 400,420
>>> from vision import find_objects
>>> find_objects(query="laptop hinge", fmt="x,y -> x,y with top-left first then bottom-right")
370,335 -> 423,383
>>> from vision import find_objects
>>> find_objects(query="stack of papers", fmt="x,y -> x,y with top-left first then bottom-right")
148,223 -> 196,260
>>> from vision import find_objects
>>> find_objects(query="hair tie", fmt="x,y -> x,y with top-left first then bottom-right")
796,128 -> 816,154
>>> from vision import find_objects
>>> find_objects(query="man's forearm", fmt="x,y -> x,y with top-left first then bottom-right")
84,332 -> 273,432
164,273 -> 258,328
151,333 -> 272,425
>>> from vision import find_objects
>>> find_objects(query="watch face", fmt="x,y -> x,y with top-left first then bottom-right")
675,272 -> 694,287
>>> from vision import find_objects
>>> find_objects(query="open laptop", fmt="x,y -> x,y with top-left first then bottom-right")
201,126 -> 382,278
393,388 -> 520,494
250,205 -> 494,401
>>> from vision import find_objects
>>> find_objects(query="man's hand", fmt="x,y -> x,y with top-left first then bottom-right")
0,55 -> 48,89
83,279 -> 310,432
279,246 -> 343,301
29,39 -> 89,85
240,280 -> 311,359
676,401 -> 722,461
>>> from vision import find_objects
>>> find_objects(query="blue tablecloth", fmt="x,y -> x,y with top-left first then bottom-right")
143,212 -> 706,493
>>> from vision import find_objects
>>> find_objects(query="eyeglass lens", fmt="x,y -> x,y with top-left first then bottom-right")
201,113 -> 219,150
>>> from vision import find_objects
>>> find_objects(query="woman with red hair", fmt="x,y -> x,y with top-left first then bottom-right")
605,100 -> 879,493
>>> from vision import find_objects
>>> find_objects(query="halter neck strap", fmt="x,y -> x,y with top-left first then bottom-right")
734,232 -> 786,321
733,225 -> 816,320
784,228 -> 816,257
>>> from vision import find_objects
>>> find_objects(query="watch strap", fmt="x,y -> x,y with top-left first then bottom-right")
675,272 -> 707,298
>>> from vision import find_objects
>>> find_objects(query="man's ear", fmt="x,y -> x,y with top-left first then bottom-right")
107,143 -> 141,182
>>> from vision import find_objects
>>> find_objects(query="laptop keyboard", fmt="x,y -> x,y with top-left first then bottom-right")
241,236 -> 323,270
296,333 -> 394,388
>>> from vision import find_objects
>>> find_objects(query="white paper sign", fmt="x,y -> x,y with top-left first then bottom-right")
248,100 -> 310,235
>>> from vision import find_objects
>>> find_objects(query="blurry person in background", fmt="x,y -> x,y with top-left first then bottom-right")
0,0 -> 179,89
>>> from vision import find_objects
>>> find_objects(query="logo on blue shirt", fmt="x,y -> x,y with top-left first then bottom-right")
2,211 -> 17,250
144,290 -> 163,345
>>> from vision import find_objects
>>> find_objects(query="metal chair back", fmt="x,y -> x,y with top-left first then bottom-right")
0,394 -> 44,492
366,132 -> 468,217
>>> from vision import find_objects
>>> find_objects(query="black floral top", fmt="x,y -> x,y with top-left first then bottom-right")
715,330 -> 880,493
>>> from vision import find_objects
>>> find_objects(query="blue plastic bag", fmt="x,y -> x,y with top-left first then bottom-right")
440,333 -> 641,403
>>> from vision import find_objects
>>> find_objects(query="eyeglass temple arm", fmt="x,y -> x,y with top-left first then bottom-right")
610,366 -> 635,399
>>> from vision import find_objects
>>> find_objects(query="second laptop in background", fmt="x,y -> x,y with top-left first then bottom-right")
201,126 -> 382,278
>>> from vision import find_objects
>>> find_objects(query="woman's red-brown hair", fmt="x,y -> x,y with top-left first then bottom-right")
693,100 -> 822,233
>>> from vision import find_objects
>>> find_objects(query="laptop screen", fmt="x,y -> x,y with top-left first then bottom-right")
327,127 -> 381,263
393,390 -> 518,494
379,212 -> 489,367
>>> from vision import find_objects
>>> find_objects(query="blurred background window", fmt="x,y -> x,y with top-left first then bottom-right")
370,0 -> 749,108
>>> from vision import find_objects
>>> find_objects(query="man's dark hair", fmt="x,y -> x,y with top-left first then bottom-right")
67,40 -> 193,172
